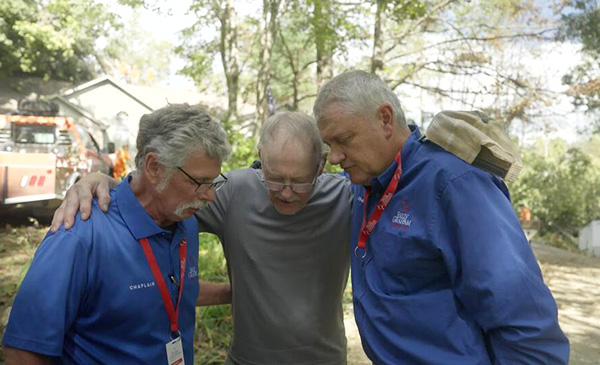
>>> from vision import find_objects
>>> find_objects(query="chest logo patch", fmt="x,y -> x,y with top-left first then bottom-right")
188,266 -> 198,279
392,199 -> 412,229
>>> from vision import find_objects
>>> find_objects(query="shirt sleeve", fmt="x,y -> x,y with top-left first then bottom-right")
434,170 -> 569,364
195,171 -> 234,237
2,230 -> 90,357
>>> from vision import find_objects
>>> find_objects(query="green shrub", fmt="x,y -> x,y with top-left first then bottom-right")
194,233 -> 232,364
509,137 -> 600,237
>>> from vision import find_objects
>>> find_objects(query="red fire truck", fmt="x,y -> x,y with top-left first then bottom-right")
0,100 -> 113,214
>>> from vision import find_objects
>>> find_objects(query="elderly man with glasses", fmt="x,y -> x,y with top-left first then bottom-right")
177,167 -> 228,193
49,111 -> 353,365
3,104 -> 231,364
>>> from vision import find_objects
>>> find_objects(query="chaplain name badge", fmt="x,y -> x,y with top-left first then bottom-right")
166,336 -> 185,365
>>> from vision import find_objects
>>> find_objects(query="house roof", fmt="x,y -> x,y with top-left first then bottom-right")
54,75 -> 155,112
52,95 -> 107,129
0,76 -> 74,113
1,75 -> 255,122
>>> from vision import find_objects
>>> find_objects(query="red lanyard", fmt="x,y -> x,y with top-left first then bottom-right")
357,150 -> 402,256
139,237 -> 187,333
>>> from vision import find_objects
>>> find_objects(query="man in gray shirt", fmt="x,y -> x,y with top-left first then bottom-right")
51,112 -> 353,365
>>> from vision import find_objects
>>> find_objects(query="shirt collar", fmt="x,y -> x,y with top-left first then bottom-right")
369,125 -> 421,193
116,174 -> 180,240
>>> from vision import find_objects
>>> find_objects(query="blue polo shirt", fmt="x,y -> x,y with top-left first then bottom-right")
350,127 -> 569,364
3,176 -> 199,363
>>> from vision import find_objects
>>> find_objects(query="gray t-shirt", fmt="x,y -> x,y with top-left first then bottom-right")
197,168 -> 352,365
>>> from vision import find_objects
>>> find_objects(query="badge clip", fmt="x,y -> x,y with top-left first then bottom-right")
354,246 -> 367,259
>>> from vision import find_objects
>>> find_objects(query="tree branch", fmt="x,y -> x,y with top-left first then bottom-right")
301,59 -> 317,72
278,28 -> 297,76
388,62 -> 430,89
388,28 -> 558,61
297,93 -> 317,102
385,0 -> 459,55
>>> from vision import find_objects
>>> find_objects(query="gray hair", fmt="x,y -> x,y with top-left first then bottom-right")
313,70 -> 407,127
257,112 -> 324,167
135,104 -> 231,186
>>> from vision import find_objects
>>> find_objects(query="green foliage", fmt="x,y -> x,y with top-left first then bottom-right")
198,233 -> 228,279
104,11 -> 173,85
221,117 -> 259,171
388,0 -> 428,22
269,4 -> 319,110
178,0 -> 370,117
563,0 -> 600,56
176,44 -> 215,88
0,0 -> 165,83
323,158 -> 342,173
117,0 -> 163,9
509,137 -> 600,237
308,0 -> 363,54
195,304 -> 231,364
176,12 -> 223,91
561,0 -> 600,125
0,0 -> 122,81
195,232 -> 232,364
541,231 -> 581,253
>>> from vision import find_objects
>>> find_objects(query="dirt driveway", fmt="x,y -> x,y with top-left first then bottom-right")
343,242 -> 600,364
534,242 -> 600,364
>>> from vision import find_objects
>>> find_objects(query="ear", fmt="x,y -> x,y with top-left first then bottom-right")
377,103 -> 395,138
317,153 -> 328,176
143,152 -> 164,185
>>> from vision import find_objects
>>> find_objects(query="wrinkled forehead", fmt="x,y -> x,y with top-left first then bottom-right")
261,138 -> 317,177
317,101 -> 362,126
317,104 -> 361,143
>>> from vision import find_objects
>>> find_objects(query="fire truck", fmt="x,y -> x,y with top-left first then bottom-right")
0,100 -> 114,214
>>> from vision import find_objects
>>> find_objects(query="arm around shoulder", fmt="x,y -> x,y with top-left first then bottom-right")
197,281 -> 231,306
51,172 -> 117,232
3,346 -> 53,365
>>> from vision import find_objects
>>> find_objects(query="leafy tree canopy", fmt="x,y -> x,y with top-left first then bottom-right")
561,0 -> 600,128
0,0 -> 122,81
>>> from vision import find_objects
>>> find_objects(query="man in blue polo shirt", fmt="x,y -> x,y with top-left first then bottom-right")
315,70 -> 569,364
2,104 -> 231,364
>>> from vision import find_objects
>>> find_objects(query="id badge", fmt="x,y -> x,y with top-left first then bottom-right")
166,336 -> 185,365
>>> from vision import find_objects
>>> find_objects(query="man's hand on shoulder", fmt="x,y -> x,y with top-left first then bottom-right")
50,172 -> 117,232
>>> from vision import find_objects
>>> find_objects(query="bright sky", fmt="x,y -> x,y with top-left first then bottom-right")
125,0 -> 590,143
130,0 -> 262,90
132,1 -> 196,90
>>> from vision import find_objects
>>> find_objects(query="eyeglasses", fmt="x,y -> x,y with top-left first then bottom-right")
262,173 -> 318,194
177,167 -> 227,193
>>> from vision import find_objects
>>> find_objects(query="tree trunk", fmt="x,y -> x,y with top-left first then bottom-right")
278,27 -> 301,110
255,0 -> 281,124
371,0 -> 387,74
216,0 -> 241,121
312,0 -> 333,88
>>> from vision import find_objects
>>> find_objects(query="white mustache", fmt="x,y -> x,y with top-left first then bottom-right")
275,194 -> 301,203
173,200 -> 209,217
